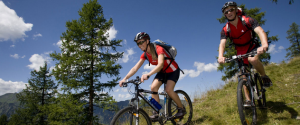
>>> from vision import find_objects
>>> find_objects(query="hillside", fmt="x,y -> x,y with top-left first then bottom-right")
190,57 -> 300,124
0,93 -> 19,118
0,93 -> 130,124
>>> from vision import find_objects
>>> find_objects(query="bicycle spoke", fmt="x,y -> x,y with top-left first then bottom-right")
111,107 -> 151,125
168,90 -> 193,125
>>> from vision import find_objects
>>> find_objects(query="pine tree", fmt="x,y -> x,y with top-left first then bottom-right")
286,22 -> 300,59
0,114 -> 8,125
42,92 -> 86,124
50,0 -> 123,124
217,4 -> 278,81
8,62 -> 57,125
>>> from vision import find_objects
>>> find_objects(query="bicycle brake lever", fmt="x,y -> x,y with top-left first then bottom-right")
123,83 -> 128,87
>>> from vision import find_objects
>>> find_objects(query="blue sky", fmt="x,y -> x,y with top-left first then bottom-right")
0,0 -> 299,102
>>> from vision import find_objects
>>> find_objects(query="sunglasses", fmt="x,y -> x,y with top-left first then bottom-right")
136,40 -> 146,46
224,8 -> 236,14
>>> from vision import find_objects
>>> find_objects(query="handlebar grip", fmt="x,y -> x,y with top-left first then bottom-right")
122,82 -> 128,87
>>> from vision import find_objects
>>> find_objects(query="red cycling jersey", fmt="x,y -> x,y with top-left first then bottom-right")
140,45 -> 179,73
220,16 -> 260,64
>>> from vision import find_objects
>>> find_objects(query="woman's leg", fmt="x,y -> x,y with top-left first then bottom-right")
151,79 -> 163,103
165,80 -> 183,108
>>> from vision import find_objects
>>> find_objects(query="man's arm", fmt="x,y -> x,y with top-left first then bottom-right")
254,26 -> 268,54
218,39 -> 227,63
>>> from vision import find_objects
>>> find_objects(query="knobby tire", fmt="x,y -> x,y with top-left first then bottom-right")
110,106 -> 152,125
237,80 -> 257,125
254,73 -> 266,108
167,90 -> 193,125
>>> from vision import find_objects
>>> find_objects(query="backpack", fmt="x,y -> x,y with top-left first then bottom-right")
144,39 -> 183,73
224,7 -> 258,47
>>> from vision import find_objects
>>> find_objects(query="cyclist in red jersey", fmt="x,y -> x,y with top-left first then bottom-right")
218,1 -> 273,105
119,32 -> 186,120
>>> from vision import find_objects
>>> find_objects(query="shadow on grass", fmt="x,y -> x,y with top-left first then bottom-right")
256,101 -> 298,124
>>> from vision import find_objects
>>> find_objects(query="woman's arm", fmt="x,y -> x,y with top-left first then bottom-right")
119,59 -> 145,86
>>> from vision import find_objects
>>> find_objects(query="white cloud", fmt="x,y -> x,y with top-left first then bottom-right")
0,78 -> 27,96
142,64 -> 156,75
144,64 -> 156,70
142,71 -> 149,75
27,53 -> 50,71
55,40 -> 63,48
179,62 -> 219,80
121,88 -> 127,92
21,55 -> 25,58
0,1 -> 33,42
141,61 -> 218,80
268,44 -> 284,54
120,48 -> 135,63
278,46 -> 284,50
106,26 -> 117,41
118,93 -> 131,99
44,51 -> 53,55
10,45 -> 15,47
33,33 -> 42,39
10,54 -> 19,59
122,39 -> 127,45
115,89 -> 120,92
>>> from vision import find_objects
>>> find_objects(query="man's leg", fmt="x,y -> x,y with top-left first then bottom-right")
248,55 -> 273,87
248,55 -> 266,76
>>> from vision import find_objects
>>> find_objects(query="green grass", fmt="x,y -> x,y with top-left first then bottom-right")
190,57 -> 300,125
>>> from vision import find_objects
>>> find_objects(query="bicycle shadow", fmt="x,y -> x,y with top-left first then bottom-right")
257,101 -> 298,124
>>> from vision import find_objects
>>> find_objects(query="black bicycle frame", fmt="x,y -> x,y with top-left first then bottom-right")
130,83 -> 161,112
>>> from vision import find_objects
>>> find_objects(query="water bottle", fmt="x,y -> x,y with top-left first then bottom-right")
148,96 -> 162,110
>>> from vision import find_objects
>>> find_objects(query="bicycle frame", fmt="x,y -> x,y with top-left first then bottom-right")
128,81 -> 170,124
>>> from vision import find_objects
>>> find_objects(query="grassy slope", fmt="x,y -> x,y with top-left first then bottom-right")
190,57 -> 300,125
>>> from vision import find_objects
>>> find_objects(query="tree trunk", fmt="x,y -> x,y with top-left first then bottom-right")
89,45 -> 94,125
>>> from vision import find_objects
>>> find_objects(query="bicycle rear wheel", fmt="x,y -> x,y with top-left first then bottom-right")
237,80 -> 257,125
254,73 -> 266,108
110,106 -> 152,125
167,90 -> 193,125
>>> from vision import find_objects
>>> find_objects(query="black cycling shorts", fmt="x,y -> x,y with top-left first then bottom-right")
154,68 -> 180,84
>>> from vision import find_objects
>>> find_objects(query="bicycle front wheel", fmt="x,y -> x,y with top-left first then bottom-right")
110,106 -> 152,125
167,90 -> 193,125
254,73 -> 266,108
237,80 -> 257,125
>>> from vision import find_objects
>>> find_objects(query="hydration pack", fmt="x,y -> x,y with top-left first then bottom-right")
144,39 -> 183,73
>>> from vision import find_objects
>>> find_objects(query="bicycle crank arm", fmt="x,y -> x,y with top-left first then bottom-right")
167,115 -> 184,121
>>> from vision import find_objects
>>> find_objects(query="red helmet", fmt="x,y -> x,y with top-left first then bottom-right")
222,1 -> 237,13
134,32 -> 150,42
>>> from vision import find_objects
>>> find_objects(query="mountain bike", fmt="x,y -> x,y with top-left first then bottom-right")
110,76 -> 193,125
224,51 -> 266,125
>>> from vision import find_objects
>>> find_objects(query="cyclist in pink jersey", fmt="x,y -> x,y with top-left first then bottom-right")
119,32 -> 186,120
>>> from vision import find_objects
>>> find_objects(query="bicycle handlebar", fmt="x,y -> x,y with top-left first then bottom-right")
224,51 -> 257,63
